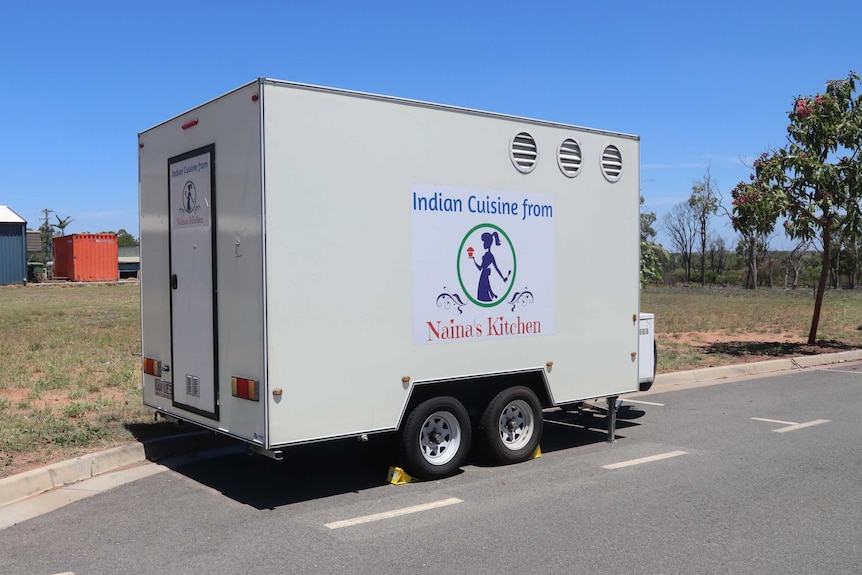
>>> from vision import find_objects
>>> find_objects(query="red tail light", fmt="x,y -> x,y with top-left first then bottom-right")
232,377 -> 260,401
143,357 -> 162,377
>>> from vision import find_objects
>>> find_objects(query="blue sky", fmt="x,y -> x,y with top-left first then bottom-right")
2,0 -> 860,250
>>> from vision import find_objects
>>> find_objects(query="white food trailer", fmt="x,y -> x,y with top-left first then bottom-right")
138,78 -> 655,480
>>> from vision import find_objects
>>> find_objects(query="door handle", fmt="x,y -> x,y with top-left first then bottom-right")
171,274 -> 178,290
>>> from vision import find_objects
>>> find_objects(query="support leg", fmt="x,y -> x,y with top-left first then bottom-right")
606,396 -> 618,443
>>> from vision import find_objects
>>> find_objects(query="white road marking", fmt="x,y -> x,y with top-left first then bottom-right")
546,419 -> 581,428
773,419 -> 831,433
622,399 -> 665,406
601,450 -> 687,470
324,497 -> 463,529
820,368 -> 862,375
544,419 -> 609,434
751,417 -> 798,425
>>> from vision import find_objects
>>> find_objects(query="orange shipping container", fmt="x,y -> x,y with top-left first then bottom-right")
52,233 -> 119,282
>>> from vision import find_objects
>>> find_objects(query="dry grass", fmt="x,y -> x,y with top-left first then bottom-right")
0,282 -> 154,477
643,286 -> 862,372
1,282 -> 861,478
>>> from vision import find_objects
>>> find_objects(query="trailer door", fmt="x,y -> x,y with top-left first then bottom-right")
168,145 -> 219,419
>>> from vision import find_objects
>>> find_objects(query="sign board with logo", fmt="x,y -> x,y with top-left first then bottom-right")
170,151 -> 211,229
412,185 -> 554,345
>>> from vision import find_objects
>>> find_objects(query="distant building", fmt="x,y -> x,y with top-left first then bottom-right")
118,246 -> 140,278
0,206 -> 27,285
26,230 -> 40,254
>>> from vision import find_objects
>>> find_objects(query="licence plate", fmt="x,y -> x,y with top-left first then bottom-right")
154,379 -> 173,399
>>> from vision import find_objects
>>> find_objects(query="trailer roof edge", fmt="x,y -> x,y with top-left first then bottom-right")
260,78 -> 639,141
139,78 -> 639,141
138,79 -> 262,136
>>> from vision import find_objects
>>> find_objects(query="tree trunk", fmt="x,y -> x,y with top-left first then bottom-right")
685,252 -> 692,284
855,247 -> 861,290
832,249 -> 840,289
851,249 -> 859,289
808,220 -> 832,344
766,250 -> 773,288
745,240 -> 757,290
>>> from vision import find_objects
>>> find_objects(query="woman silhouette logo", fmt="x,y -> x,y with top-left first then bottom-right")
182,181 -> 197,213
457,224 -> 516,308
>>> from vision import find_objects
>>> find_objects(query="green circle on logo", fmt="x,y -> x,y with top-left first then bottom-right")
457,223 -> 517,308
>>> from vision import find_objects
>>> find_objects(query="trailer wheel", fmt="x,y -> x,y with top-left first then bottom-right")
399,396 -> 471,480
479,386 -> 543,464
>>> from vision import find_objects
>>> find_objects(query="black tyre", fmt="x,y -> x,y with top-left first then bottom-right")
479,386 -> 543,464
398,396 -> 471,480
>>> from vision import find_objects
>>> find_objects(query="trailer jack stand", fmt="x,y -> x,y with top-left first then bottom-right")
606,396 -> 618,443
250,444 -> 284,461
154,411 -> 180,425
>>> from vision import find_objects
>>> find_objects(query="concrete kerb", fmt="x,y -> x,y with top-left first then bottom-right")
2,349 -> 861,510
647,349 -> 862,391
0,431 -> 235,509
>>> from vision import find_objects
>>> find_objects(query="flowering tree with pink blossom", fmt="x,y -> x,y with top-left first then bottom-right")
729,170 -> 780,289
733,72 -> 862,343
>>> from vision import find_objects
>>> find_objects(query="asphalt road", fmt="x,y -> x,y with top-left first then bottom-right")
3,363 -> 862,575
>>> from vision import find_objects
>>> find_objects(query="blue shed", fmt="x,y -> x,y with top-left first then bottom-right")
0,206 -> 27,285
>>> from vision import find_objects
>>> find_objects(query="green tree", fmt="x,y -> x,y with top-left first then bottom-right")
662,201 -> 697,283
782,240 -> 812,289
103,229 -> 139,247
744,72 -> 862,343
838,227 -> 862,288
707,234 -> 729,278
54,215 -> 73,236
689,167 -> 720,286
729,180 -> 779,289
640,197 -> 666,286
116,229 -> 139,248
38,208 -> 55,262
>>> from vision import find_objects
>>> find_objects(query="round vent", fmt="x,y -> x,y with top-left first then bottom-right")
510,132 -> 538,173
601,145 -> 623,182
558,138 -> 583,178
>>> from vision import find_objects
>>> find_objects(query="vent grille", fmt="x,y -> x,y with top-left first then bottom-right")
511,132 -> 538,173
558,139 -> 583,177
186,374 -> 200,397
601,145 -> 623,182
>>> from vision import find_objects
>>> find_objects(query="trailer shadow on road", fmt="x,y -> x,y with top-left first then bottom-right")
537,408 -> 642,455
160,410 -> 644,510
163,437 -> 396,509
